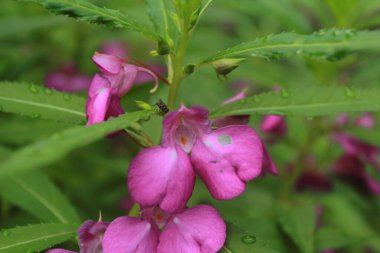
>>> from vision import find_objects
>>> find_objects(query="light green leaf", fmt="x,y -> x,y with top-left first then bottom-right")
0,223 -> 77,253
0,81 -> 86,124
199,29 -> 380,63
220,223 -> 279,253
210,86 -> 380,118
0,109 -> 154,176
277,203 -> 315,253
22,0 -> 159,39
0,171 -> 80,224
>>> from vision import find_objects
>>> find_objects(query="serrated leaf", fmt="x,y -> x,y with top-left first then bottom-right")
220,223 -> 279,253
210,86 -> 380,118
0,223 -> 77,253
0,81 -> 86,124
277,203 -> 315,253
22,0 -> 159,39
200,29 -> 380,63
0,171 -> 80,224
0,109 -> 154,176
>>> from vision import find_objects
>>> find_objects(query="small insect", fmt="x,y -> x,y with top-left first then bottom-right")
156,99 -> 169,114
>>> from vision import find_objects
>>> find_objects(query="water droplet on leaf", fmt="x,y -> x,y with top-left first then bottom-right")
44,88 -> 53,95
63,94 -> 71,101
296,49 -> 303,55
1,230 -> 10,236
281,89 -> 290,98
241,235 -> 256,244
25,248 -> 35,253
31,113 -> 41,119
344,87 -> 355,98
253,96 -> 262,103
28,84 -> 39,94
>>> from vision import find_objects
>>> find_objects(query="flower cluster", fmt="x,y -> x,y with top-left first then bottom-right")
49,52 -> 277,253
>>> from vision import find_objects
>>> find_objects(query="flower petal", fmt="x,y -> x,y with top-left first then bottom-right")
128,146 -> 195,213
261,142 -> 278,176
157,205 -> 226,253
78,220 -> 109,253
117,64 -> 139,96
191,125 -> 263,199
86,76 -> 112,125
92,53 -> 123,75
105,95 -> 124,119
102,216 -> 158,253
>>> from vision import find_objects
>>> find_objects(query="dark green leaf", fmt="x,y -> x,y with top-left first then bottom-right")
22,0 -> 159,39
200,29 -> 380,63
277,203 -> 315,253
0,223 -> 77,253
0,109 -> 154,176
210,86 -> 380,118
0,171 -> 80,224
315,227 -> 358,251
0,81 -> 86,124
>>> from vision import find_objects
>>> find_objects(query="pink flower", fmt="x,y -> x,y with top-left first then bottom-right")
332,133 -> 380,195
102,205 -> 226,253
47,220 -> 109,253
260,115 -> 287,142
101,41 -> 128,58
45,63 -> 92,92
86,53 -> 159,125
128,104 -> 276,213
355,112 -> 375,129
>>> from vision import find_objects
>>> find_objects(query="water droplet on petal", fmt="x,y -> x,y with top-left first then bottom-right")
1,230 -> 10,236
344,86 -> 355,98
44,88 -> 53,95
63,94 -> 71,101
281,89 -> 290,98
28,84 -> 39,94
241,234 -> 256,244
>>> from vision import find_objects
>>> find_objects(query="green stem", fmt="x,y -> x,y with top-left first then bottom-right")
167,22 -> 191,109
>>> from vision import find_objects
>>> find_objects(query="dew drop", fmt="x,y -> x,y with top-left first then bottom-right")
296,49 -> 303,55
1,230 -> 10,236
281,89 -> 290,98
63,94 -> 71,101
44,88 -> 53,95
31,113 -> 41,119
25,248 -> 35,253
28,84 -> 39,94
241,234 -> 256,244
307,116 -> 314,121
253,95 -> 262,103
344,86 -> 356,98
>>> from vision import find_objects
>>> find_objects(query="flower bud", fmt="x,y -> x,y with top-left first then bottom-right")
212,58 -> 245,78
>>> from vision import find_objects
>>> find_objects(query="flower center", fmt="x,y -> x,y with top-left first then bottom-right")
174,125 -> 196,153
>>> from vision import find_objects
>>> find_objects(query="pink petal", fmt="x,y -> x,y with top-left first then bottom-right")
46,250 -> 76,253
260,115 -> 286,136
261,142 -> 278,176
78,220 -> 109,253
355,112 -> 375,129
128,146 -> 195,213
117,64 -> 139,96
135,64 -> 166,84
102,216 -> 158,253
222,90 -> 246,105
157,205 -> 226,253
363,174 -> 380,195
191,125 -> 263,199
86,82 -> 112,125
105,95 -> 125,119
162,105 -> 210,151
92,53 -> 123,75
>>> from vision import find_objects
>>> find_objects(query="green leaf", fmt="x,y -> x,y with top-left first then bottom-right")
210,86 -> 380,118
199,29 -> 380,63
220,223 -> 279,253
0,81 -> 86,124
315,227 -> 358,251
0,171 -> 80,224
0,109 -> 154,176
277,203 -> 315,253
22,0 -> 159,39
0,223 -> 77,253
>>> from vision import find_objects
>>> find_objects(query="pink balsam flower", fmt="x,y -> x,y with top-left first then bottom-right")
47,220 -> 109,253
332,132 -> 380,195
86,53 -> 159,125
102,205 -> 226,253
128,103 -> 276,213
45,63 -> 92,93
